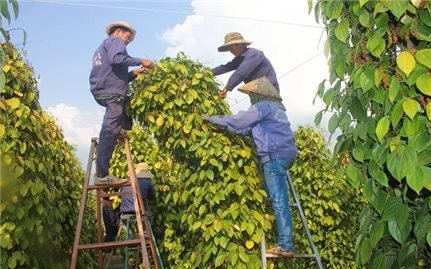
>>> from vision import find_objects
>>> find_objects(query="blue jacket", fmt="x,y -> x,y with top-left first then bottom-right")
212,47 -> 279,92
209,100 -> 297,164
89,36 -> 141,97
120,178 -> 156,213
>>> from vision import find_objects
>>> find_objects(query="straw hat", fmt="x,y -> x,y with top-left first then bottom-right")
238,77 -> 282,101
106,20 -> 136,42
135,162 -> 154,179
218,32 -> 252,52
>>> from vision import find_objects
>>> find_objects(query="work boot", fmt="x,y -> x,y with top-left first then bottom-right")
94,175 -> 127,187
266,245 -> 294,258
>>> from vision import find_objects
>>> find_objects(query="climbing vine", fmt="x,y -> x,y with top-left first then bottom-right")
112,54 -> 366,268
0,43 -> 95,268
312,0 -> 431,268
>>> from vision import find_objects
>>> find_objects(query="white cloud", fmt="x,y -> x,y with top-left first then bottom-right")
47,103 -> 103,166
161,0 -> 331,130
45,1 -> 334,167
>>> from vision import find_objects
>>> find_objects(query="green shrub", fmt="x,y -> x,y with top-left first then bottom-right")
0,42 -> 95,268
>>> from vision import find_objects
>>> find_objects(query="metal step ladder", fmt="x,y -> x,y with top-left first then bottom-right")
105,213 -> 164,269
260,172 -> 323,269
70,136 -> 162,269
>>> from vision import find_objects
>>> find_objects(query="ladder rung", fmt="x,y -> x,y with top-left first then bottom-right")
290,203 -> 298,207
77,238 -> 148,250
88,183 -> 131,190
266,253 -> 317,259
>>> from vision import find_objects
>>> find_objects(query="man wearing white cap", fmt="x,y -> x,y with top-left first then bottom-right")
90,21 -> 155,186
202,77 -> 297,257
212,32 -> 279,99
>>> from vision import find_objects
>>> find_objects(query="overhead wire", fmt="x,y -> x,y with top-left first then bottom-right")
230,51 -> 325,108
33,0 -> 325,118
35,0 -> 324,29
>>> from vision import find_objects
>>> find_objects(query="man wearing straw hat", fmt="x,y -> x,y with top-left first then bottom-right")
202,77 -> 297,257
120,162 -> 156,221
90,20 -> 155,186
212,32 -> 279,99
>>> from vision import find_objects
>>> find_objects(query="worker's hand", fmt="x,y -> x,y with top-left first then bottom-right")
219,87 -> 229,99
201,114 -> 211,122
133,67 -> 150,76
141,59 -> 156,69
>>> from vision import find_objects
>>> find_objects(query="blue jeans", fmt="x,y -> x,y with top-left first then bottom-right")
262,158 -> 295,251
95,95 -> 132,177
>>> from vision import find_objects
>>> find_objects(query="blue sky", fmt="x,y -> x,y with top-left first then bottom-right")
11,1 -> 192,110
7,1 -> 329,165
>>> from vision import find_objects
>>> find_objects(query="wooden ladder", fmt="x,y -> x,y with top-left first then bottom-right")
260,172 -> 323,269
70,136 -> 161,269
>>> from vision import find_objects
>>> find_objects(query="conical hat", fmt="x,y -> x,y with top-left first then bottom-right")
135,162 -> 154,179
238,77 -> 282,101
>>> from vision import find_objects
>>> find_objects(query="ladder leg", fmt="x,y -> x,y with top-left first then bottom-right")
148,221 -> 165,269
260,234 -> 268,269
96,189 -> 105,268
70,138 -> 97,269
287,173 -> 323,269
123,138 -> 153,269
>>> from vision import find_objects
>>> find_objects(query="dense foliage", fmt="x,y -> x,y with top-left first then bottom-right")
110,54 -> 366,268
312,0 -> 431,268
115,52 -> 271,269
0,20 -> 95,269
288,126 -> 365,268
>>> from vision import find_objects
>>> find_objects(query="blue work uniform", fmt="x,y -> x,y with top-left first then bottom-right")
209,99 -> 297,252
212,47 -> 279,92
89,36 -> 141,177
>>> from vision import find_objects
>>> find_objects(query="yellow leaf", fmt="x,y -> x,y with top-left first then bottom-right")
42,113 -> 50,123
410,0 -> 421,8
403,99 -> 419,120
359,0 -> 369,7
396,51 -> 416,77
245,240 -> 254,249
2,64 -> 11,73
0,124 -> 4,137
5,97 -> 20,109
333,203 -> 340,212
148,115 -> 155,123
182,124 -> 191,134
174,121 -> 181,130
156,116 -> 164,127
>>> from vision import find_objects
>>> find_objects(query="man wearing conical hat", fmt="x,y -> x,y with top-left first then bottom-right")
212,32 -> 279,99
120,162 -> 156,218
90,21 -> 156,186
202,77 -> 297,257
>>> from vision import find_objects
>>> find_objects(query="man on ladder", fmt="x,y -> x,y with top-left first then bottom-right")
69,20 -> 161,269
89,20 -> 155,186
203,77 -> 297,257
